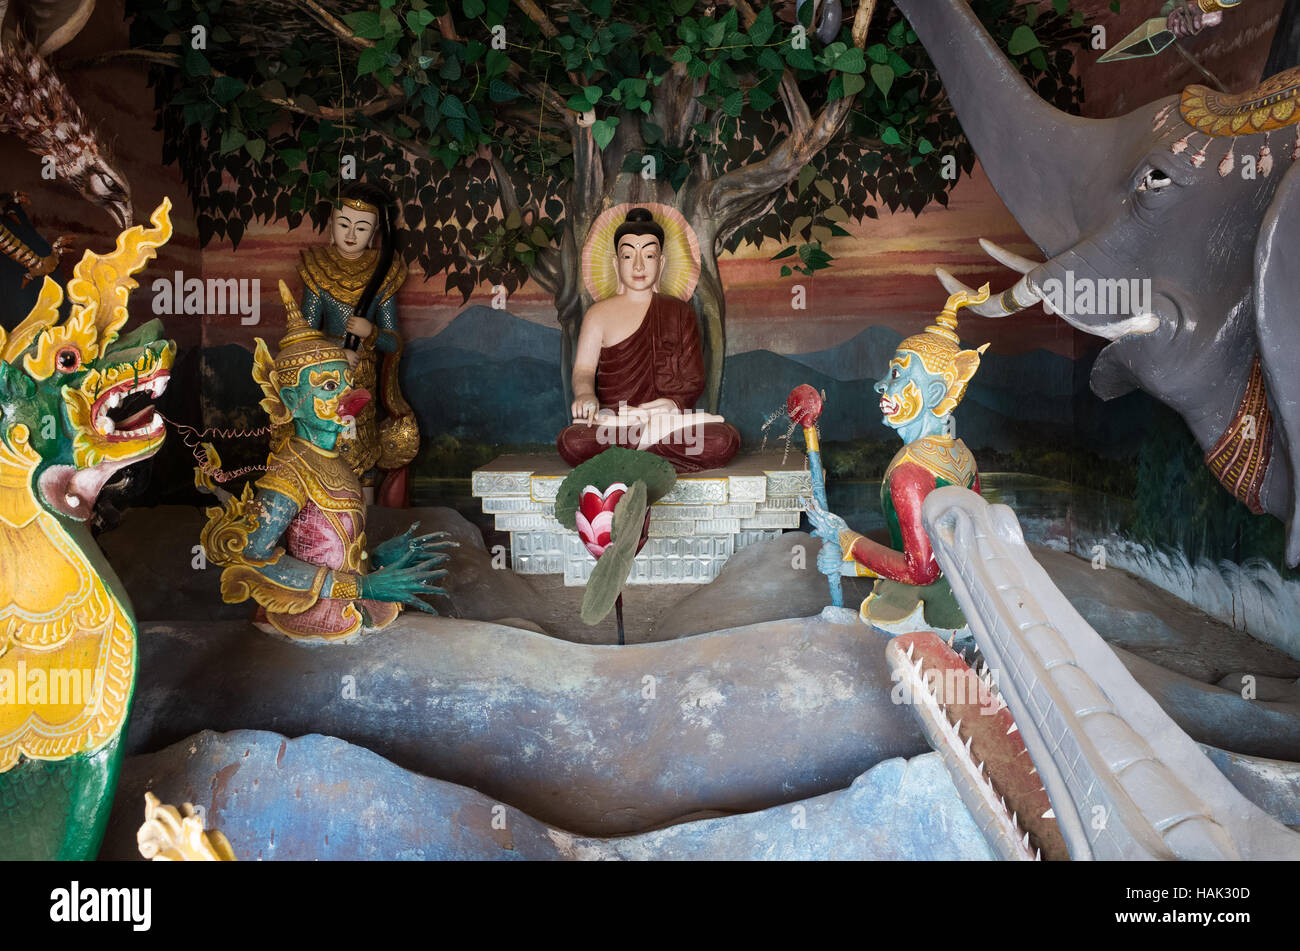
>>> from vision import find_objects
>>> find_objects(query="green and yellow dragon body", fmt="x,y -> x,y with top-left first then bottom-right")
0,199 -> 175,859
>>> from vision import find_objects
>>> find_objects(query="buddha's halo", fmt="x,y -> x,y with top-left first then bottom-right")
582,202 -> 701,302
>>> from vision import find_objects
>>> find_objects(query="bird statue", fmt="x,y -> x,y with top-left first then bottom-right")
0,0 -> 133,228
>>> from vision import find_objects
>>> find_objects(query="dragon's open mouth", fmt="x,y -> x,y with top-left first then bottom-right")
92,369 -> 169,440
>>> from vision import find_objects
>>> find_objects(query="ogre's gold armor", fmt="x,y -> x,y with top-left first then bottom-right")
201,283 -> 451,642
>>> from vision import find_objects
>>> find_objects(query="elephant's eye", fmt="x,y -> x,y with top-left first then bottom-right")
891,367 -> 899,379
1137,169 -> 1173,193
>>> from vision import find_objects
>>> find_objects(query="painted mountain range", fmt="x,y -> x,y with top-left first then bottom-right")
400,306 -> 1153,457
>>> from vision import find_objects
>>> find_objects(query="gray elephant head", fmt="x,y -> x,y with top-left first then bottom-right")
896,0 -> 1300,566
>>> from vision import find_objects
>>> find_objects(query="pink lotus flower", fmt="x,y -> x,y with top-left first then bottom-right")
576,483 -> 628,558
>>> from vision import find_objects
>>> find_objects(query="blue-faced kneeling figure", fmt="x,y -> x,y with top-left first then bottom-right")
806,284 -> 990,636
200,281 -> 453,641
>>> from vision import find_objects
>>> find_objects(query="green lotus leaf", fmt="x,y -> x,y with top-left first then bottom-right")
555,447 -> 676,531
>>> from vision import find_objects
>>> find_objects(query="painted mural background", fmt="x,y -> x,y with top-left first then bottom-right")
2,0 -> 1295,641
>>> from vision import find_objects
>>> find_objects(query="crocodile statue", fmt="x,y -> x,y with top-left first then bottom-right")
900,486 -> 1300,860
0,198 -> 174,859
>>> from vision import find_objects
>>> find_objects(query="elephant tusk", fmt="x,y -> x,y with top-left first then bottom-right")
934,268 -> 1044,317
979,238 -> 1040,275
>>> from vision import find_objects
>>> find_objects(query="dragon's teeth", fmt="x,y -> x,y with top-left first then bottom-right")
1006,722 -> 1019,735
65,493 -> 80,507
1042,808 -> 1056,819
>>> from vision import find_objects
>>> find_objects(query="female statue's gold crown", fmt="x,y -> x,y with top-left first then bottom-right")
338,196 -> 378,215
898,283 -> 991,417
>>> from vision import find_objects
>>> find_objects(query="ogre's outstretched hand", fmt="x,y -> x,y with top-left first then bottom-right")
371,522 -> 458,570
802,495 -> 849,544
359,559 -> 449,614
802,495 -> 857,579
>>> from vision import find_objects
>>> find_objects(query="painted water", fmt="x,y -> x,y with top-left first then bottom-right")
832,473 -> 1299,660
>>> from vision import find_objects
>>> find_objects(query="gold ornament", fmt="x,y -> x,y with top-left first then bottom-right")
896,283 -> 991,417
339,196 -> 379,215
137,793 -> 237,861
1180,66 -> 1300,138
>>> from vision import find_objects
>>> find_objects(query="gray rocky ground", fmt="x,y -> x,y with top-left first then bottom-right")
99,504 -> 1300,856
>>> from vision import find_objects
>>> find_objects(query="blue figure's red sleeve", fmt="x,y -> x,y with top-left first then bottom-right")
840,460 -> 954,586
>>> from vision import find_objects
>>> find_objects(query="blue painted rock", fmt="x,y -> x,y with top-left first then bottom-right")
102,729 -> 993,861
125,611 -> 929,836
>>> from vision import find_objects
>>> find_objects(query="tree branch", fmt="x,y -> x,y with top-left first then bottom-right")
723,0 -> 759,29
63,49 -> 405,120
512,0 -> 560,38
286,0 -> 374,50
480,146 -> 562,294
700,0 -> 879,233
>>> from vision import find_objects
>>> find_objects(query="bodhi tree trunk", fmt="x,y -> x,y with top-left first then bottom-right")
494,2 -> 876,411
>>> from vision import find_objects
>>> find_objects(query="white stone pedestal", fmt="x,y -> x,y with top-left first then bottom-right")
471,451 -> 814,585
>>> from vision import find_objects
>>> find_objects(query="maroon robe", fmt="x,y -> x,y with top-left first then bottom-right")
557,293 -> 740,473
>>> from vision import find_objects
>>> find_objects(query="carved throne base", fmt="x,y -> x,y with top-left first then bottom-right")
472,451 -> 813,585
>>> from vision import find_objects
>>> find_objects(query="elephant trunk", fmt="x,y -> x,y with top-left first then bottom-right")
894,0 -> 1121,257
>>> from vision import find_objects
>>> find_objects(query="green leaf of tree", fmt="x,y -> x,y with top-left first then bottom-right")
344,10 -> 384,39
245,138 -> 266,162
182,47 -> 210,76
486,78 -> 518,102
881,126 -> 901,146
212,75 -> 245,103
463,0 -> 486,17
220,129 -> 247,153
357,46 -> 385,76
749,6 -> 775,45
1008,25 -> 1041,55
834,47 -> 866,74
591,116 -> 618,150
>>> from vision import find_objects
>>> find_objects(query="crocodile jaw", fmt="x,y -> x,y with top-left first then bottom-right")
920,486 -> 1300,861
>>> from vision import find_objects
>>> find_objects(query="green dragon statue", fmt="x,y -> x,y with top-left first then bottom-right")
0,198 -> 175,860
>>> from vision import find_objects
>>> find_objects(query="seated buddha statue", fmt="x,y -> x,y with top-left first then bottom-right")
556,207 -> 740,473
806,285 -> 991,634
200,282 -> 452,641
